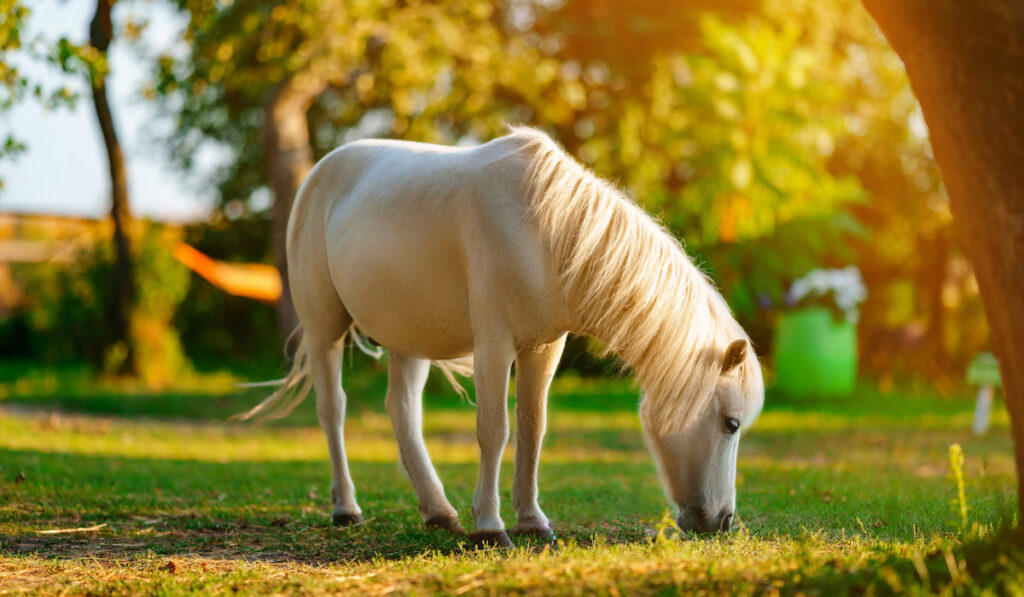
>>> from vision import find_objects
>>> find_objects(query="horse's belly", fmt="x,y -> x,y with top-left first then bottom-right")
329,226 -> 474,360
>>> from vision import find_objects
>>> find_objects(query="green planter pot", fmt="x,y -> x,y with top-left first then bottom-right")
774,307 -> 857,397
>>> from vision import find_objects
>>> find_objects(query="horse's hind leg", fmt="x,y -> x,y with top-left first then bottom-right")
305,316 -> 363,526
386,352 -> 464,535
510,334 -> 566,540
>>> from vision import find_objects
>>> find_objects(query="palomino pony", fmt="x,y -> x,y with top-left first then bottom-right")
241,128 -> 764,546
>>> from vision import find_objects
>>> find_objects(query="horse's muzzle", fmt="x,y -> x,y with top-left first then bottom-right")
676,506 -> 733,534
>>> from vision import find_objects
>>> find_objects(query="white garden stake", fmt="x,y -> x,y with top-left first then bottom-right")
967,352 -> 1002,436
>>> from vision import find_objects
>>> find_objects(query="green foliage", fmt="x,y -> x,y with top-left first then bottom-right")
21,226 -> 192,386
612,16 -> 865,245
765,0 -> 983,380
128,230 -> 193,386
0,0 -> 29,188
53,36 -> 106,81
126,230 -> 189,321
173,213 -> 283,369
0,0 -> 29,107
23,250 -> 117,366
599,12 -> 871,321
155,1 -> 872,352
151,0 -> 982,380
156,0 -> 557,203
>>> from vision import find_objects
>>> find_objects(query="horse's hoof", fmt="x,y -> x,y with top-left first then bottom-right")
332,512 -> 363,527
425,514 -> 466,536
510,524 -> 556,542
468,530 -> 514,549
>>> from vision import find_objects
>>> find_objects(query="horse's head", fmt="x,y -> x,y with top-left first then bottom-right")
641,339 -> 763,534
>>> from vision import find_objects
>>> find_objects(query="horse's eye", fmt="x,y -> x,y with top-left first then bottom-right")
724,417 -> 741,434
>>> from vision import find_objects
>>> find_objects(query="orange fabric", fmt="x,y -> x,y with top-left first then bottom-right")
173,243 -> 282,303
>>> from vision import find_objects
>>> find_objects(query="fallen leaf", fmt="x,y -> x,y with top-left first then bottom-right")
36,523 -> 107,535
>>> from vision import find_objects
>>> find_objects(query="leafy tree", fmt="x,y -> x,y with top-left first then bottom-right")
529,0 -> 977,368
159,0 -> 867,342
157,0 -> 566,336
609,15 -> 867,318
156,0 -> 986,391
0,0 -> 29,181
4,0 -> 184,381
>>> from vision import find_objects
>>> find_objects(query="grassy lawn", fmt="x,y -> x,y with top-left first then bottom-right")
0,364 -> 1022,595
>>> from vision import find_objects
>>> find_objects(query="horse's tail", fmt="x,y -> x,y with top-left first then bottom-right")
432,354 -> 475,402
348,327 -> 475,402
233,326 -> 475,422
232,327 -> 312,422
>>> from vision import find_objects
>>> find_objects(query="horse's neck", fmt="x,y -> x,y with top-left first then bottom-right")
570,249 -> 714,365
566,225 -> 734,417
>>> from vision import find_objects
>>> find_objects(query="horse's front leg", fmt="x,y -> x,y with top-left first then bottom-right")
510,334 -> 566,540
469,340 -> 516,548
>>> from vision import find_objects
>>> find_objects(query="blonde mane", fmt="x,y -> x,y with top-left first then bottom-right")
508,127 -> 763,435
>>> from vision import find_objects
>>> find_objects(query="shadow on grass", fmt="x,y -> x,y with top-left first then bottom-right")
0,447 -> 660,563
793,525 -> 1024,595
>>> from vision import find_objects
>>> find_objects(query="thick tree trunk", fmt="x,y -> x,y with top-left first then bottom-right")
90,0 -> 136,374
262,72 -> 327,340
861,0 -> 1024,515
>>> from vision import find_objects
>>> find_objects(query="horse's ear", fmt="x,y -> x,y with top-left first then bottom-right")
721,339 -> 747,373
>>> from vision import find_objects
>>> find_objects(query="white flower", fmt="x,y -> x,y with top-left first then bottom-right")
787,266 -> 866,323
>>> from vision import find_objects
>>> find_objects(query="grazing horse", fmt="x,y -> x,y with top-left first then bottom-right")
240,128 -> 764,546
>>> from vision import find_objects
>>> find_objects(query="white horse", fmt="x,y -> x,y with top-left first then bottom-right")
241,127 -> 764,546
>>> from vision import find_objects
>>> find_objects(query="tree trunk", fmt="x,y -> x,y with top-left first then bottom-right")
861,0 -> 1024,515
89,0 -> 136,375
262,72 -> 327,340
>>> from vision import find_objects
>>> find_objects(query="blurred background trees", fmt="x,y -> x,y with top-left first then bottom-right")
0,0 -> 989,390
0,0 -> 30,185
1,0 -> 191,384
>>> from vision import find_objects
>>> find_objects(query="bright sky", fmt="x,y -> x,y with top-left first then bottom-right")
0,0 -> 218,222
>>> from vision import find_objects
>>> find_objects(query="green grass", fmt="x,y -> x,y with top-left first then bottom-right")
0,365 -> 1022,594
